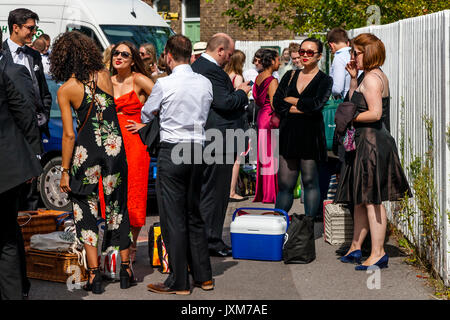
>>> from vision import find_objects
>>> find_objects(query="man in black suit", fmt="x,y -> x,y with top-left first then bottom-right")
191,33 -> 251,257
3,8 -> 51,211
0,38 -> 42,299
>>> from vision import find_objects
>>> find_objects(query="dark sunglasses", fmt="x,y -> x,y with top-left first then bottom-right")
113,50 -> 132,58
352,50 -> 363,58
22,24 -> 38,32
299,49 -> 319,57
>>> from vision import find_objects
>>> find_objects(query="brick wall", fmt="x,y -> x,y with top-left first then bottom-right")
143,0 -> 294,41
200,0 -> 294,41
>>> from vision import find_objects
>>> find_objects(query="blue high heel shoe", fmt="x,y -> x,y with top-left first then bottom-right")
355,254 -> 389,271
340,250 -> 362,264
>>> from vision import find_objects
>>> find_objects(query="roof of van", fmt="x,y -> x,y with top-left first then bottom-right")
75,0 -> 168,27
0,0 -> 168,27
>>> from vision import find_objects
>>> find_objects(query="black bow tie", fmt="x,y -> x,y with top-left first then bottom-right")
16,47 -> 26,55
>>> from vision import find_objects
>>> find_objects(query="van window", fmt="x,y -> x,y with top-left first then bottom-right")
100,25 -> 174,58
66,25 -> 103,50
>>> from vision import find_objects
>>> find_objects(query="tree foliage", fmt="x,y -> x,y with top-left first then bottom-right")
205,0 -> 450,34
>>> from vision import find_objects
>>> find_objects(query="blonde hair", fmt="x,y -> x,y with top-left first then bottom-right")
224,49 -> 246,76
141,43 -> 157,64
102,44 -> 114,70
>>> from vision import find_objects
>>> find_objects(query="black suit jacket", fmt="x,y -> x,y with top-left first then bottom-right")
2,40 -> 52,136
0,55 -> 42,194
191,56 -> 248,132
191,56 -> 248,155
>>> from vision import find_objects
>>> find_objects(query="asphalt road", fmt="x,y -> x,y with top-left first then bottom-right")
27,197 -> 434,300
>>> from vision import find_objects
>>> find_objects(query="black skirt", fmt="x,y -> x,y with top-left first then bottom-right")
335,121 -> 412,205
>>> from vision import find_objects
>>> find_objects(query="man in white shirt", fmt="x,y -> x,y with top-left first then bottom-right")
327,27 -> 351,99
142,34 -> 214,296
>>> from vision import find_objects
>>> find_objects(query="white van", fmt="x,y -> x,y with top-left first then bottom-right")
0,0 -> 174,55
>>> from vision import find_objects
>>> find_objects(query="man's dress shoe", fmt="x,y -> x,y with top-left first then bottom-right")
147,282 -> 190,295
209,248 -> 232,257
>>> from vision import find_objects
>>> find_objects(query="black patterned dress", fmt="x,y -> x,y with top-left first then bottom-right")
69,77 -> 131,252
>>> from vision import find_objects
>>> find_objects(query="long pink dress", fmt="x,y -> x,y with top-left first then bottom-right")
253,75 -> 278,203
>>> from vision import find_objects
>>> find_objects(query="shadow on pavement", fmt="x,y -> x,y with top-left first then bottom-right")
211,258 -> 238,277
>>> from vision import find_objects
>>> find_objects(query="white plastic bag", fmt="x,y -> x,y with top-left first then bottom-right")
30,231 -> 75,252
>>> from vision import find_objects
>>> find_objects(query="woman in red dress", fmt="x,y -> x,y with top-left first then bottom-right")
110,41 -> 154,262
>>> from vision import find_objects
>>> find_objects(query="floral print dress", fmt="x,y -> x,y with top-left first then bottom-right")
69,79 -> 131,252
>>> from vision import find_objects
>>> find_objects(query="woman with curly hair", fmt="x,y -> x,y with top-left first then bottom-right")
51,31 -> 135,294
253,49 -> 280,203
109,41 -> 154,263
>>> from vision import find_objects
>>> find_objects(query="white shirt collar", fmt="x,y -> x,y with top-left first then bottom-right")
171,63 -> 193,74
201,52 -> 220,67
7,38 -> 22,54
335,47 -> 351,55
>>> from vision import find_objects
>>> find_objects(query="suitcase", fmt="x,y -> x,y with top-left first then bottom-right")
230,207 -> 289,261
323,203 -> 353,245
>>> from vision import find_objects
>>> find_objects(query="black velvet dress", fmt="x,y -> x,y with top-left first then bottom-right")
273,70 -> 332,161
334,89 -> 412,205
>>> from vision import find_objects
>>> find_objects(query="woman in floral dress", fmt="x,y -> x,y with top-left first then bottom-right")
51,31 -> 135,294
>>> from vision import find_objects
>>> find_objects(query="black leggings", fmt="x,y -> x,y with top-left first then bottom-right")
275,155 -> 320,217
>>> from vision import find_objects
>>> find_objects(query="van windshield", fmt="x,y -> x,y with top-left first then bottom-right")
100,25 -> 174,57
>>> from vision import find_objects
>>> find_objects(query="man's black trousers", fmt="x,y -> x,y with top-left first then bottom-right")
156,142 -> 212,291
199,157 -> 234,252
0,185 -> 26,300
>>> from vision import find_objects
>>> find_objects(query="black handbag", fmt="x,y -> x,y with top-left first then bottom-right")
282,214 -> 316,264
138,115 -> 160,158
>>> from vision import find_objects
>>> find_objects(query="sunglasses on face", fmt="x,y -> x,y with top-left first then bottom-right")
299,49 -> 319,57
352,50 -> 363,58
22,24 -> 38,32
113,50 -> 132,59
139,51 -> 146,56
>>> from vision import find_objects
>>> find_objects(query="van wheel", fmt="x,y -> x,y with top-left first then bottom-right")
39,156 -> 72,211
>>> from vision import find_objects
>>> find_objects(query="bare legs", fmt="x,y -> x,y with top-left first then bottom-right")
130,226 -> 141,263
229,159 -> 243,200
345,203 -> 387,266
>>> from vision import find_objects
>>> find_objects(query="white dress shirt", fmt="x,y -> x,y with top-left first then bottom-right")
41,53 -> 50,76
7,38 -> 32,75
201,52 -> 220,67
330,46 -> 351,99
141,64 -> 213,144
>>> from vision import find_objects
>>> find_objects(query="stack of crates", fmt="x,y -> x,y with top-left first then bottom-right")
323,203 -> 353,245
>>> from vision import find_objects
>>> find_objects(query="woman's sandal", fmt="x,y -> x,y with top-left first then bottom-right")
83,267 -> 103,294
120,260 -> 137,289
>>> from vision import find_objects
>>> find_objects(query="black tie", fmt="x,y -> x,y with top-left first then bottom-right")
16,46 -> 26,55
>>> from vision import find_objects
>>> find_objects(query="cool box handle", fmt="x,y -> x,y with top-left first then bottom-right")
231,207 -> 289,232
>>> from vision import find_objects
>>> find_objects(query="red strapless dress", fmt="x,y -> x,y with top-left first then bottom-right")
99,89 -> 150,227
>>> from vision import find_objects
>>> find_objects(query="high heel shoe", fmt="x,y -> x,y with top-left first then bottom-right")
83,267 -> 103,294
355,254 -> 389,271
120,260 -> 137,289
340,250 -> 362,264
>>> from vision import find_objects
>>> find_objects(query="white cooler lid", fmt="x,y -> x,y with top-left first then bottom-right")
230,214 -> 287,235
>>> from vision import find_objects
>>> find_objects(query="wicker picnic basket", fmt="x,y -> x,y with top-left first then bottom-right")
17,210 -> 67,247
26,249 -> 88,283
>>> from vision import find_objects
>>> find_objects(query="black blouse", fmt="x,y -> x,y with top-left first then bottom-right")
273,69 -> 333,161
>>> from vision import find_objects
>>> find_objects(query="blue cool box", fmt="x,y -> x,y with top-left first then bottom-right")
230,208 -> 289,261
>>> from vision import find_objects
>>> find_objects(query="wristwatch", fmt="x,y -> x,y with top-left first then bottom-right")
61,166 -> 70,174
